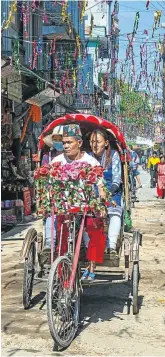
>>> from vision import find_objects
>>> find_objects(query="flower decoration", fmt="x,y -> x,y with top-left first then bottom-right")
34,162 -> 113,217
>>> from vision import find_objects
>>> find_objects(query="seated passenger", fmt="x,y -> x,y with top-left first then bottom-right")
89,129 -> 123,255
81,129 -> 123,280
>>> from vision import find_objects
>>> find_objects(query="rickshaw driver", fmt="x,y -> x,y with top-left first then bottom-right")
41,124 -> 107,265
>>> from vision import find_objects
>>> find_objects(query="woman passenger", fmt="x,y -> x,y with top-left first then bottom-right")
82,129 -> 122,280
89,129 -> 122,255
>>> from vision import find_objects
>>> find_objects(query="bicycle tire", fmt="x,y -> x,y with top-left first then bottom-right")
23,229 -> 36,309
47,255 -> 80,349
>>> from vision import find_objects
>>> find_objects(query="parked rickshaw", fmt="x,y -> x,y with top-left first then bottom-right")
21,114 -> 142,350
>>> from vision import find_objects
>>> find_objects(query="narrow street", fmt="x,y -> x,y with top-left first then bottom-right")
1,169 -> 165,357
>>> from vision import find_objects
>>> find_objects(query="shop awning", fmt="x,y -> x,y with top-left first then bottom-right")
25,87 -> 60,107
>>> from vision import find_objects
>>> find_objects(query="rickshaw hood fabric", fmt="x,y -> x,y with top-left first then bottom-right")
39,114 -> 127,150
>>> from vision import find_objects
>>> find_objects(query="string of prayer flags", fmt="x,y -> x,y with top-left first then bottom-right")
4,0 -> 17,29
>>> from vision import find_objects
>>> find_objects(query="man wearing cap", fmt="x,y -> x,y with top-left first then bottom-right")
42,124 -> 106,275
51,124 -> 103,167
147,151 -> 160,188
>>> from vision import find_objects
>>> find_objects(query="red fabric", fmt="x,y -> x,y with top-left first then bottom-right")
157,163 -> 165,190
86,217 -> 106,263
57,215 -> 68,256
38,114 -> 127,150
56,215 -> 106,263
157,185 -> 165,198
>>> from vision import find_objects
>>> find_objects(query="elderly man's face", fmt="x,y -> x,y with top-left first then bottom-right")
62,136 -> 82,159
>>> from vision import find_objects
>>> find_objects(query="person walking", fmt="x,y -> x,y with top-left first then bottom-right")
147,151 -> 160,188
129,146 -> 142,188
156,154 -> 165,199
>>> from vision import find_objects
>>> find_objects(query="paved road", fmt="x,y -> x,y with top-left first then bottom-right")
137,168 -> 157,202
1,170 -> 165,356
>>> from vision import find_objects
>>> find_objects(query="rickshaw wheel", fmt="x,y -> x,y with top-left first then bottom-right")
132,262 -> 139,315
47,256 -> 80,349
23,230 -> 36,309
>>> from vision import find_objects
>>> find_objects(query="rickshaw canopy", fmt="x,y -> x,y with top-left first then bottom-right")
38,113 -> 127,150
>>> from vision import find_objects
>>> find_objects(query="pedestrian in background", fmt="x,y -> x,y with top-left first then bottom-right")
156,154 -> 165,199
147,151 -> 160,188
129,146 -> 142,188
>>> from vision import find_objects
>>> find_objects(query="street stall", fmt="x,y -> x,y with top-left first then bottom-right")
1,99 -> 38,231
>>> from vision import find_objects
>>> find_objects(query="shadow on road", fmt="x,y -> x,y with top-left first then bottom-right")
76,281 -> 144,337
30,291 -> 46,310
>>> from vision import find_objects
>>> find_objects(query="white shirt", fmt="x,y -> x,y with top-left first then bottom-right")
51,152 -> 100,167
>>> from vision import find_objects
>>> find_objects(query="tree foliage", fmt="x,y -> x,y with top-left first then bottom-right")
119,82 -> 152,126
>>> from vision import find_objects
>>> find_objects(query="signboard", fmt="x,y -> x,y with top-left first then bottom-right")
7,72 -> 22,103
23,188 -> 31,216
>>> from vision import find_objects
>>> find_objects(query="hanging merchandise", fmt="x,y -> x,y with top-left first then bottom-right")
4,0 -> 17,29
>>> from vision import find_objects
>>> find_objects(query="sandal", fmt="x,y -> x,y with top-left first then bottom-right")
81,269 -> 89,280
109,248 -> 118,257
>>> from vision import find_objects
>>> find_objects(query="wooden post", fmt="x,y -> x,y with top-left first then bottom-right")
123,153 -> 130,211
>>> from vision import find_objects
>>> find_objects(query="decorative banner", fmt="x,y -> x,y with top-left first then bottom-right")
80,0 -> 87,22
133,11 -> 140,38
76,35 -> 81,57
4,0 -> 17,29
13,39 -> 20,72
89,14 -> 94,36
32,41 -> 38,69
152,11 -> 162,37
62,0 -> 68,22
146,1 -> 150,10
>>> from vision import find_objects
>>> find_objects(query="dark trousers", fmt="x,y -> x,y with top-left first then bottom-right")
12,138 -> 21,167
150,170 -> 156,188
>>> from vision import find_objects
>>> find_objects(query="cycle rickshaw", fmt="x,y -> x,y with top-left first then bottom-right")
21,114 -> 142,350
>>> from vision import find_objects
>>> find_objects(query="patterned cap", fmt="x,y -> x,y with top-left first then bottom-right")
63,124 -> 82,138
